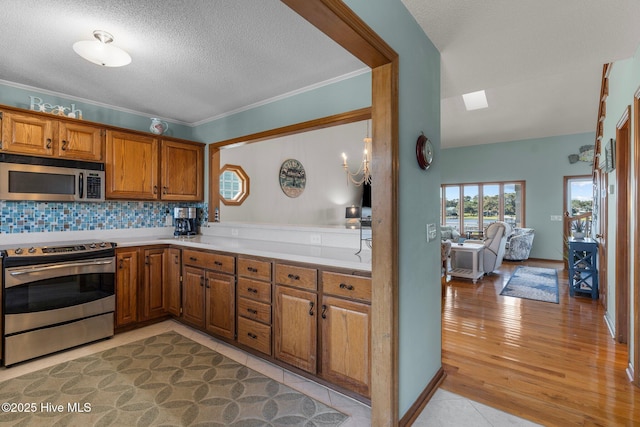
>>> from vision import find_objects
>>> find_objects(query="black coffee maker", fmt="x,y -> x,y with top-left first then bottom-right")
174,207 -> 198,237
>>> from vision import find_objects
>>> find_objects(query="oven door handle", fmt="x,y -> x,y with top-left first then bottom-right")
9,259 -> 114,276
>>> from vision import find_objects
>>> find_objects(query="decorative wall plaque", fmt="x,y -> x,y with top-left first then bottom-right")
279,158 -> 306,198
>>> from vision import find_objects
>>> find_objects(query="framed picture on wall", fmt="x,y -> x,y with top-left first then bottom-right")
604,138 -> 615,172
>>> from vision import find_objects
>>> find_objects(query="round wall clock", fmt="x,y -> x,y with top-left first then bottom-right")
279,158 -> 306,198
416,133 -> 434,170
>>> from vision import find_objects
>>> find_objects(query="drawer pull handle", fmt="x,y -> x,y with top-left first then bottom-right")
339,283 -> 355,291
61,140 -> 68,150
214,261 -> 223,266
247,308 -> 258,315
247,332 -> 258,339
309,301 -> 315,316
288,273 -> 300,280
46,138 -> 52,149
247,287 -> 258,294
200,276 -> 204,287
190,256 -> 198,261
247,267 -> 258,273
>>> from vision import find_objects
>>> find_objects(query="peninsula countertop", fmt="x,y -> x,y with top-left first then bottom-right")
0,225 -> 371,272
113,234 -> 371,272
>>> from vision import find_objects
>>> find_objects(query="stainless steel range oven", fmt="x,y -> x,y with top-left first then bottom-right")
2,242 -> 116,366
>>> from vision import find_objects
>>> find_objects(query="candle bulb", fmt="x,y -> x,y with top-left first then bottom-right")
342,152 -> 347,167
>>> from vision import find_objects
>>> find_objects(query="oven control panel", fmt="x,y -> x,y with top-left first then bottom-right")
4,242 -> 116,258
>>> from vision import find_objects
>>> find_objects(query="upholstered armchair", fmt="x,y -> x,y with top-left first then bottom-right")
504,228 -> 535,261
454,221 -> 512,274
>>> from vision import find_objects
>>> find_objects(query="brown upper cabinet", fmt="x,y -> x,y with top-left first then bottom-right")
106,130 -> 204,201
1,110 -> 103,161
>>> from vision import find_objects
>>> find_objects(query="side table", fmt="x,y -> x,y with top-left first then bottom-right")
449,243 -> 484,283
568,238 -> 598,299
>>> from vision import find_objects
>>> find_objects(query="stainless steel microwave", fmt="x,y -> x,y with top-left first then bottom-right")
0,154 -> 105,202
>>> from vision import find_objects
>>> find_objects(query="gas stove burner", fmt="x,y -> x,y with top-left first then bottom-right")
4,241 -> 116,258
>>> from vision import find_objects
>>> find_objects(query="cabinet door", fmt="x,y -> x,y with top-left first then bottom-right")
105,130 -> 158,199
274,285 -> 317,373
321,296 -> 371,397
57,122 -> 103,161
1,111 -> 54,156
141,248 -> 167,320
205,271 -> 235,340
182,265 -> 205,327
115,249 -> 138,327
164,248 -> 182,317
160,140 -> 204,201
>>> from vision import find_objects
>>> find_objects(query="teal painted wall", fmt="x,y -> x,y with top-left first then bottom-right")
344,0 -> 442,416
441,133 -> 594,260
599,43 -> 640,368
0,82 -> 193,139
191,73 -> 371,143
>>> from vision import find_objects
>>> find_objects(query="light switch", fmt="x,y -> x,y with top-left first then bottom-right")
426,223 -> 437,242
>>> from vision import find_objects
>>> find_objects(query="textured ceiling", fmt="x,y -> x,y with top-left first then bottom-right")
403,0 -> 640,147
1,1 -> 640,148
0,0 -> 366,125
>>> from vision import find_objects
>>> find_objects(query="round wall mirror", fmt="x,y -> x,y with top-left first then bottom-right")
219,164 -> 250,205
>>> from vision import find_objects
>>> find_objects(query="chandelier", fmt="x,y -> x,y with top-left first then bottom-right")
341,120 -> 372,186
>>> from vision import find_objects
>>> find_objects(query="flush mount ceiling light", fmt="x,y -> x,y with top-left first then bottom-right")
462,90 -> 489,111
73,30 -> 131,67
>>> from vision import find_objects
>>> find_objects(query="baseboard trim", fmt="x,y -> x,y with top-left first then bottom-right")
398,367 -> 446,427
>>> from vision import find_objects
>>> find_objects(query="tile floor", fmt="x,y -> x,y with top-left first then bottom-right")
0,320 -> 540,426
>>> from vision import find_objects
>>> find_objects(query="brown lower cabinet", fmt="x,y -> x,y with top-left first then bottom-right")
115,248 -> 138,327
115,246 -> 180,328
181,249 -> 236,340
116,246 -> 371,399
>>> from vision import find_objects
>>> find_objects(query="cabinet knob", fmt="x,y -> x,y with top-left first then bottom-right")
153,185 -> 158,194
163,186 -> 168,194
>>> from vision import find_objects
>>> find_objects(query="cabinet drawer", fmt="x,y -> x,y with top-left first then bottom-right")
275,264 -> 317,290
238,257 -> 272,282
237,297 -> 271,324
237,277 -> 272,303
322,272 -> 371,302
183,249 -> 234,274
237,317 -> 271,355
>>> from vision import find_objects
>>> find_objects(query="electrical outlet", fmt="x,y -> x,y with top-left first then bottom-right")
310,234 -> 322,245
550,215 -> 563,221
165,214 -> 173,227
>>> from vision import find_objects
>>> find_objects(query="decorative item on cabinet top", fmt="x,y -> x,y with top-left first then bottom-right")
29,96 -> 83,119
150,118 -> 169,135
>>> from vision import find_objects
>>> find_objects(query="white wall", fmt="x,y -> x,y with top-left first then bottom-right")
218,120 -> 367,226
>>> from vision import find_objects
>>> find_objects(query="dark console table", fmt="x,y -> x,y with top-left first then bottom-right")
568,238 -> 598,299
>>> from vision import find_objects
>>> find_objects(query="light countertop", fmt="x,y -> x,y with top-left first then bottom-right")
113,234 -> 371,272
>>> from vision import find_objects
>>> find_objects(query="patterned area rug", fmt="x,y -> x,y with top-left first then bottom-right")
0,332 -> 347,426
500,266 -> 559,303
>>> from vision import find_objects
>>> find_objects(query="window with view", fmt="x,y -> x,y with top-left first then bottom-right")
441,181 -> 525,235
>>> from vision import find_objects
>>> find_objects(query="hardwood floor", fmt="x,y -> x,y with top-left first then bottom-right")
441,259 -> 639,426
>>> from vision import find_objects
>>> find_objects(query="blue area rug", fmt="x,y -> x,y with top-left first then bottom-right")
500,266 -> 559,303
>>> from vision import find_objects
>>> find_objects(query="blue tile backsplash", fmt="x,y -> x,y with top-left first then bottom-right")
0,201 -> 207,234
